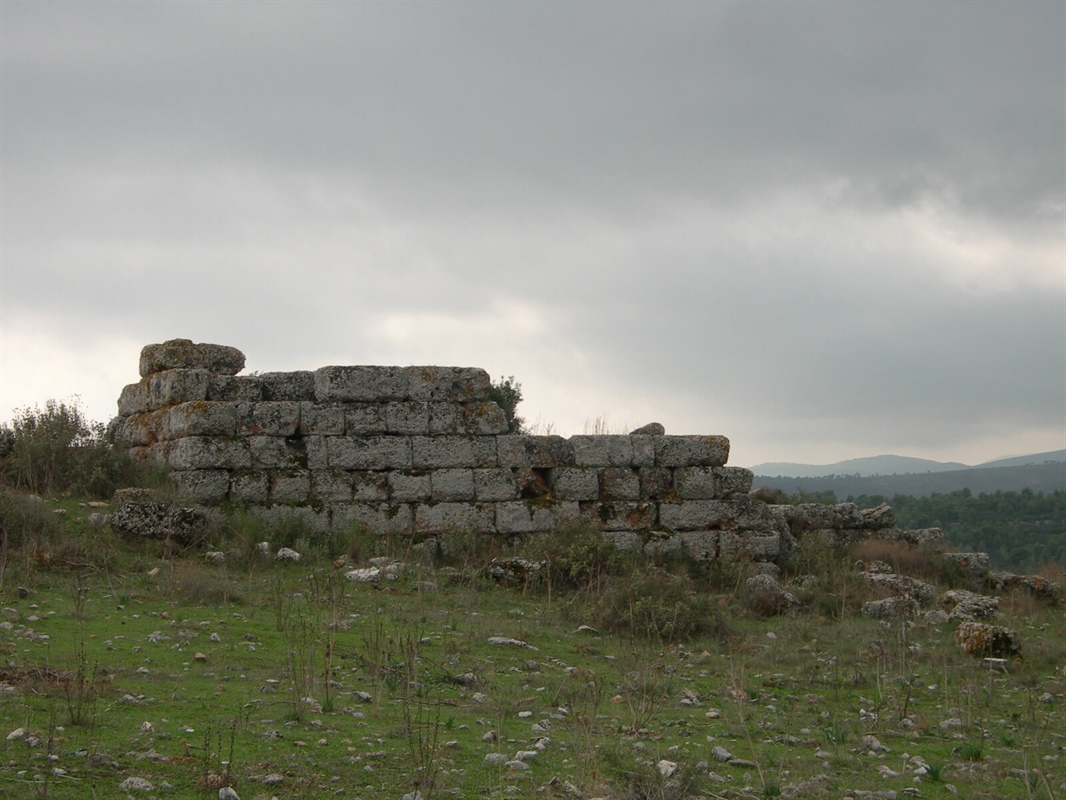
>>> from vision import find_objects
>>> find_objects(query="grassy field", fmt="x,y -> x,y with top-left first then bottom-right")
0,492 -> 1063,800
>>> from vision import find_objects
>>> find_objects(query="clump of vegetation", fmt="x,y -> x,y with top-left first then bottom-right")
0,398 -> 140,498
488,375 -> 525,434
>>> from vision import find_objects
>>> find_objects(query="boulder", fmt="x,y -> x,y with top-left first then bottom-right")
955,620 -> 1021,658
630,422 -> 665,436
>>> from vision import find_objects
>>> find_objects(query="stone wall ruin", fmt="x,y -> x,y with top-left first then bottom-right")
111,340 -> 903,563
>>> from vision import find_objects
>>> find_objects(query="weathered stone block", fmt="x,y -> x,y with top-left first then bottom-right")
412,436 -> 495,468
415,502 -> 494,535
148,369 -> 210,410
674,466 -> 717,499
548,468 -> 599,501
654,435 -> 730,467
630,436 -> 656,467
638,467 -> 673,500
473,468 -> 519,501
231,471 -> 269,503
298,402 -> 345,435
328,436 -> 412,469
239,401 -> 300,436
790,503 -> 865,531
515,467 -> 550,498
305,436 -> 328,469
312,469 -> 354,503
570,435 -> 637,467
677,531 -> 720,560
464,401 -> 509,435
385,401 -> 430,435
139,339 -> 245,377
163,401 -> 238,439
207,375 -> 263,402
719,531 -> 781,561
111,412 -> 164,447
497,435 -> 574,467
168,436 -> 251,470
599,468 -> 640,501
387,471 -> 432,501
588,501 -> 657,531
118,381 -> 150,415
432,469 -> 476,502
495,501 -> 555,534
405,366 -> 492,401
260,371 -> 315,401
249,436 -> 297,469
604,531 -> 643,553
270,471 -> 311,504
345,404 -> 387,435
315,366 -> 408,402
428,402 -> 465,435
716,466 -> 754,496
659,496 -> 774,532
350,471 -> 389,502
169,469 -> 230,503
332,502 -> 413,535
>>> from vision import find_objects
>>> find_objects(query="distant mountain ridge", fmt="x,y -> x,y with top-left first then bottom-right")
750,454 -> 1066,500
750,449 -> 1065,479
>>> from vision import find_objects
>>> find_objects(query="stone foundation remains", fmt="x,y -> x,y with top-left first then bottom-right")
110,340 -> 911,563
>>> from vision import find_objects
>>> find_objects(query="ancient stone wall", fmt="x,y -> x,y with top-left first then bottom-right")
110,340 -> 895,563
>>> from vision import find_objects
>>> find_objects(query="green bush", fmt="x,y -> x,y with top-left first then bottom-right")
1,398 -> 135,498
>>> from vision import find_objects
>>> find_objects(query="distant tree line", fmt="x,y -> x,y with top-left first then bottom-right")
848,489 -> 1066,572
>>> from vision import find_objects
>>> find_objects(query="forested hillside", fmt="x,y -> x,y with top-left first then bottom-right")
848,489 -> 1066,572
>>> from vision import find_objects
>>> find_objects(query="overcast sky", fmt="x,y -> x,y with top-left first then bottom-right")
1,1 -> 1063,468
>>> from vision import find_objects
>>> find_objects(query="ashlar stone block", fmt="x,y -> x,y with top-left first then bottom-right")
351,471 -> 389,502
495,501 -> 555,534
270,470 -> 311,504
315,366 -> 408,402
208,375 -> 263,402
428,402 -> 465,435
654,435 -> 730,467
463,401 -> 508,435
260,371 -> 315,401
239,401 -> 300,436
431,469 -> 476,502
163,401 -> 238,439
385,401 -> 430,435
148,369 -> 210,410
598,468 -> 640,501
299,402 -> 345,435
332,502 -> 414,535
415,502 -> 494,535
405,366 -> 492,401
570,435 -> 637,467
328,436 -> 412,470
231,471 -> 269,503
412,436 -> 495,468
168,436 -> 251,470
312,469 -> 354,503
473,468 -> 519,501
497,435 -> 574,467
387,471 -> 432,502
345,404 -> 387,435
169,469 -> 230,503
139,339 -> 245,377
548,467 -> 599,501
118,382 -> 150,415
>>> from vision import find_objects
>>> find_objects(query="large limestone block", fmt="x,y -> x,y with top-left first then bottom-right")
464,401 -> 509,435
385,401 -> 430,435
332,502 -> 414,535
496,500 -> 579,534
207,375 -> 263,402
388,471 -> 432,501
719,531 -> 781,561
148,369 -> 210,410
548,468 -> 599,501
497,435 -> 574,467
790,503 -> 865,531
248,436 -> 299,469
473,468 -> 519,501
659,496 -> 775,532
415,502 -> 494,535
118,382 -> 151,416
674,466 -> 754,500
315,366 -> 408,402
431,469 -> 476,502
599,468 -> 640,501
405,366 -> 492,401
638,467 -> 674,500
231,471 -> 269,503
428,402 -> 465,435
350,471 -> 388,502
139,339 -> 245,377
299,403 -> 346,435
345,404 -> 387,435
570,435 -> 649,467
110,412 -> 164,447
249,504 -> 329,536
163,401 -> 238,439
328,436 -> 412,470
270,470 -> 311,504
412,436 -> 496,468
589,501 -> 657,531
654,435 -> 730,467
260,371 -> 315,401
167,436 -> 251,470
169,469 -> 230,503
239,401 -> 300,437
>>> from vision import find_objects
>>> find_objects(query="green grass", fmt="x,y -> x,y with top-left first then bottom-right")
0,492 -> 1063,799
